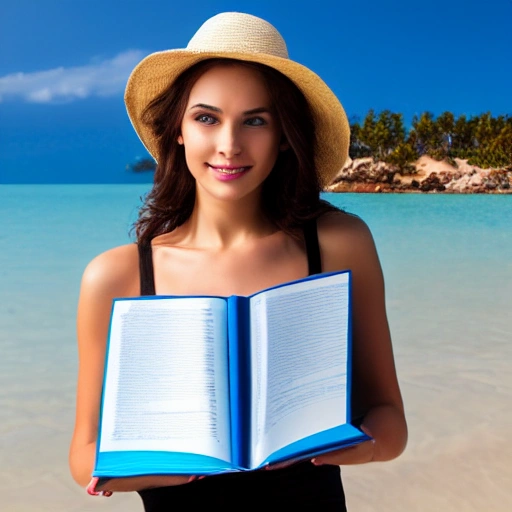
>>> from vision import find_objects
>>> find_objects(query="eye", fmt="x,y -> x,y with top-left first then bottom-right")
195,114 -> 217,125
244,117 -> 267,127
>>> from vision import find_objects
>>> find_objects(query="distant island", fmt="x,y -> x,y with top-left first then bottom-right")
128,110 -> 512,193
126,158 -> 157,173
328,110 -> 511,193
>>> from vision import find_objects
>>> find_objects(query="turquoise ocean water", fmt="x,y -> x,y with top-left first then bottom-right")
1,185 -> 511,511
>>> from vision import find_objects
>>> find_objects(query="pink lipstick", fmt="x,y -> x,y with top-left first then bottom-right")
208,164 -> 251,181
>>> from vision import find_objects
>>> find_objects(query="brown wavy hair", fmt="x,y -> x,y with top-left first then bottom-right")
134,58 -> 338,243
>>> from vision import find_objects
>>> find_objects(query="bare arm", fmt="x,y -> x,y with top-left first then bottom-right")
314,212 -> 407,465
68,244 -> 191,491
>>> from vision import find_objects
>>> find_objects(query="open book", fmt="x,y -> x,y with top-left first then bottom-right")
93,270 -> 369,481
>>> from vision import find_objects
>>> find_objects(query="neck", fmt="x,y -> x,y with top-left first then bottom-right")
178,189 -> 276,250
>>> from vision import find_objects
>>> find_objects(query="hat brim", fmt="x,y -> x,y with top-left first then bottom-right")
125,50 -> 349,187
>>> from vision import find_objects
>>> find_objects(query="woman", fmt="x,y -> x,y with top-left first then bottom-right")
69,12 -> 407,510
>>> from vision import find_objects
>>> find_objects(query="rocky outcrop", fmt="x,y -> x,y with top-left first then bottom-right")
326,156 -> 512,193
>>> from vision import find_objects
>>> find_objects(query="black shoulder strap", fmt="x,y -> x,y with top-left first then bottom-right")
303,218 -> 322,276
138,241 -> 156,296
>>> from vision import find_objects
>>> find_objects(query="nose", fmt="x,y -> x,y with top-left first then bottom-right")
216,122 -> 242,158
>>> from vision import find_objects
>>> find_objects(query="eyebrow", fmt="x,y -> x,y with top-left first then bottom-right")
189,103 -> 271,115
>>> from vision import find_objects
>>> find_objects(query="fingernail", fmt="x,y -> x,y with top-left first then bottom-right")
311,458 -> 323,466
198,475 -> 206,480
187,475 -> 197,483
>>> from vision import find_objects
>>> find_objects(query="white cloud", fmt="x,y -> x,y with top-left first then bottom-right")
0,50 -> 146,104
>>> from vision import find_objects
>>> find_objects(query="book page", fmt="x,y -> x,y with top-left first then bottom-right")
250,273 -> 349,467
99,297 -> 231,463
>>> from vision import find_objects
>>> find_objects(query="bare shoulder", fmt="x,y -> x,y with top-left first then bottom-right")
80,243 -> 140,299
77,243 -> 140,351
316,210 -> 379,273
71,243 -> 141,485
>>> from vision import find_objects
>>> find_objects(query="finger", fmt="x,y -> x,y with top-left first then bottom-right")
265,461 -> 291,471
312,440 -> 375,466
312,445 -> 356,466
265,456 -> 303,471
86,477 -> 102,496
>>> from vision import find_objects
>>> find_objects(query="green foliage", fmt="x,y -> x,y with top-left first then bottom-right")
410,112 -> 440,155
350,110 -> 406,159
467,148 -> 512,169
349,110 -> 512,170
349,121 -> 372,158
384,142 -> 419,174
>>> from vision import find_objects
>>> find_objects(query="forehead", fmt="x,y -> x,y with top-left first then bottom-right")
187,64 -> 271,107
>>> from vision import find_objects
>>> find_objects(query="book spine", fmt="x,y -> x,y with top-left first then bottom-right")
346,272 -> 354,424
227,295 -> 251,469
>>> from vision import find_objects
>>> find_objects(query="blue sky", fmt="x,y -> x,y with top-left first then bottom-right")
1,0 -> 511,183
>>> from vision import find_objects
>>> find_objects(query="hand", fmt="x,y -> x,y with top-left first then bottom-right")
312,438 -> 375,466
263,457 -> 302,471
89,474 -> 196,495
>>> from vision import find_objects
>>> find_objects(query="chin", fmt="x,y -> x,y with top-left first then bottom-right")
199,184 -> 263,205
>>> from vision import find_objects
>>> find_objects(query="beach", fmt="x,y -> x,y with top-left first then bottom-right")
327,156 -> 512,194
1,186 -> 511,511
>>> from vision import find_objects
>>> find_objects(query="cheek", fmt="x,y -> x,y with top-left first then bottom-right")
181,120 -> 208,143
260,134 -> 281,163
181,128 -> 211,157
250,129 -> 280,152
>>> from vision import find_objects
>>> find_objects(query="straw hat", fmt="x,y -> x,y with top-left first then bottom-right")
125,12 -> 350,187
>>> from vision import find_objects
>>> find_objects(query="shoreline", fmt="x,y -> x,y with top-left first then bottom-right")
326,156 -> 512,194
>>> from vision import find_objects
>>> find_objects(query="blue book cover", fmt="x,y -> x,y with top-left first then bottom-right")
92,270 -> 369,483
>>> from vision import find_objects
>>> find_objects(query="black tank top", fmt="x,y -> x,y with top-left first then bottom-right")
136,219 -> 347,511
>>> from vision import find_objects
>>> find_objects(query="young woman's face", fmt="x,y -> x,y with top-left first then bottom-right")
179,64 -> 284,204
